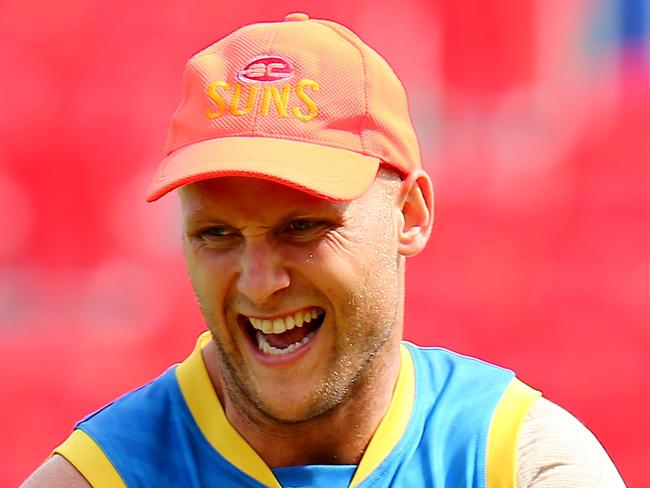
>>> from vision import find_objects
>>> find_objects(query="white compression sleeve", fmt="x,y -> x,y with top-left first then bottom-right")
516,397 -> 626,487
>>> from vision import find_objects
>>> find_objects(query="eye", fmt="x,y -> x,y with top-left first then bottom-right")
282,219 -> 334,243
195,225 -> 239,245
288,220 -> 317,232
202,226 -> 234,237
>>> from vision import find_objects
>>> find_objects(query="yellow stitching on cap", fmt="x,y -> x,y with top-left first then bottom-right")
260,86 -> 272,116
269,84 -> 291,117
206,81 -> 230,118
293,79 -> 319,122
230,84 -> 259,116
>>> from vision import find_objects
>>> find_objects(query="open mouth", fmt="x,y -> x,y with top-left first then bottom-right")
239,307 -> 326,356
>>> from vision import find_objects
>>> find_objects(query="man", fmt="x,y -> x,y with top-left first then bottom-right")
23,13 -> 625,487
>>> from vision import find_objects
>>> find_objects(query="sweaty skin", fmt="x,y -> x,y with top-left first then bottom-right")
180,168 -> 433,467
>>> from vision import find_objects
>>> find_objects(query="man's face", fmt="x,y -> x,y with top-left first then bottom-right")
180,174 -> 404,424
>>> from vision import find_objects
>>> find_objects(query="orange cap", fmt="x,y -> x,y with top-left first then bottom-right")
146,13 -> 422,202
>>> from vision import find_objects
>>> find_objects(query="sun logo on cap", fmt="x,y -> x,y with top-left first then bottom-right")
237,55 -> 294,84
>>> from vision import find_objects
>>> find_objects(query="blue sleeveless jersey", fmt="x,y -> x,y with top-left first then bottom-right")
55,333 -> 540,487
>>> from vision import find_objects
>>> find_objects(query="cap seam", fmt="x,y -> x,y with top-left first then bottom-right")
249,23 -> 283,136
317,22 -> 370,154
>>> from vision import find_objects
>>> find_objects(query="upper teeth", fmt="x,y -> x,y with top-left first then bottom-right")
248,308 -> 323,334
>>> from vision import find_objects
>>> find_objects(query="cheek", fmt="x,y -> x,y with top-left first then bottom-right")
322,218 -> 396,272
303,238 -> 374,303
320,224 -> 399,314
320,225 -> 369,263
185,247 -> 239,306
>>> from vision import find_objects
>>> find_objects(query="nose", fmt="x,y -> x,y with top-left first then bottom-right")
236,237 -> 290,304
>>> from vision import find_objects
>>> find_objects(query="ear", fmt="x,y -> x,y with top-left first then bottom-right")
396,169 -> 434,257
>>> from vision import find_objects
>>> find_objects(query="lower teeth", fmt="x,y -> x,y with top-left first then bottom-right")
256,331 -> 316,356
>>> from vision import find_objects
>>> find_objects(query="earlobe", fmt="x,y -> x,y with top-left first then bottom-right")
397,169 -> 434,257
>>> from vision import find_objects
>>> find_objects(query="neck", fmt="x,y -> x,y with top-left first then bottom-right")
202,339 -> 401,467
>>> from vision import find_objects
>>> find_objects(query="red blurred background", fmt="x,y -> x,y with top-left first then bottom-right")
1,0 -> 648,486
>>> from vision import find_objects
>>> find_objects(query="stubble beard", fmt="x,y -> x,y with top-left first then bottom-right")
196,256 -> 401,428
203,285 -> 400,427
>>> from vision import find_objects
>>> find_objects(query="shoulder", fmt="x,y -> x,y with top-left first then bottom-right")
517,397 -> 626,487
79,365 -> 180,430
405,342 -> 515,378
29,367 -> 182,488
20,454 -> 91,488
404,343 -> 517,407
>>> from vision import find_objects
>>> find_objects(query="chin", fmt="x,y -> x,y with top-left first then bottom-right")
252,390 -> 343,425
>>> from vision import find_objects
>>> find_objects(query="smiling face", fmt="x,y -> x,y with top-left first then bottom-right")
180,171 -> 408,425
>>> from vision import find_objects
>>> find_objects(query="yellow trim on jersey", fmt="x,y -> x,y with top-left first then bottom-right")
177,333 -> 415,488
53,428 -> 126,488
175,332 -> 282,488
486,377 -> 542,488
349,344 -> 415,487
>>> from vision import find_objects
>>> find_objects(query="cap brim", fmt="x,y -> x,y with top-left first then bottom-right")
146,136 -> 381,202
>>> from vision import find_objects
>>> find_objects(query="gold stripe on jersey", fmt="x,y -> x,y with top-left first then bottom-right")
53,428 -> 126,488
176,332 -> 282,487
350,345 -> 415,487
486,377 -> 542,488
